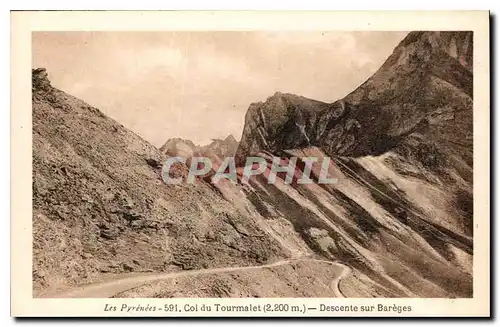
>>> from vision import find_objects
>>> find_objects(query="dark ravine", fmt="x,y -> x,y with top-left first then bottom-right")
32,30 -> 473,298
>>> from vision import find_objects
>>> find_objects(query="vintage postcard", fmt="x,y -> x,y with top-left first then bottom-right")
11,10 -> 490,317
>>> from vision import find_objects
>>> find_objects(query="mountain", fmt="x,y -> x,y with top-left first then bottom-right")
160,134 -> 239,159
236,31 -> 472,163
232,31 -> 473,297
32,69 -> 289,297
159,137 -> 197,158
204,134 -> 239,159
32,30 -> 473,298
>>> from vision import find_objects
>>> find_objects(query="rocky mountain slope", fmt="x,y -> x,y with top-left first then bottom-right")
32,69 -> 290,297
236,31 -> 472,163
33,31 -> 473,298
230,31 -> 473,297
160,134 -> 238,160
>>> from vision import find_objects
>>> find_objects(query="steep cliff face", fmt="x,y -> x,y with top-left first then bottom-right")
229,31 -> 473,297
236,31 -> 473,164
236,93 -> 330,165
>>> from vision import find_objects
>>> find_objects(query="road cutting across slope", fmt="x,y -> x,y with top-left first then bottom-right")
43,259 -> 350,298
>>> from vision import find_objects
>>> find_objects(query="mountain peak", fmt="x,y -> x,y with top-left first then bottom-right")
224,134 -> 237,143
32,67 -> 52,92
393,31 -> 473,70
235,31 -> 473,162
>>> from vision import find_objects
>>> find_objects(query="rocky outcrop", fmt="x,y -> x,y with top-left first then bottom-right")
203,134 -> 239,159
159,138 -> 197,158
32,68 -> 51,92
236,31 -> 473,165
235,92 -> 330,165
160,134 -> 238,159
159,134 -> 240,184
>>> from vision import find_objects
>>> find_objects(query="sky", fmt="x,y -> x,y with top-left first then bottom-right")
32,31 -> 408,146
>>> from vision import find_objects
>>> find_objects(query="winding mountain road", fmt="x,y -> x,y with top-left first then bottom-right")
43,259 -> 351,298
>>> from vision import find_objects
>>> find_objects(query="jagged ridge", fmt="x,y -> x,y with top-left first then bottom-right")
32,30 -> 474,298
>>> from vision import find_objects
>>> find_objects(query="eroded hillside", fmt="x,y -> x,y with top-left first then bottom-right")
33,30 -> 473,298
32,68 -> 290,297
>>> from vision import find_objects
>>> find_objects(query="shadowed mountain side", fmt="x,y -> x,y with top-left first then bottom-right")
205,146 -> 472,298
235,31 -> 473,164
